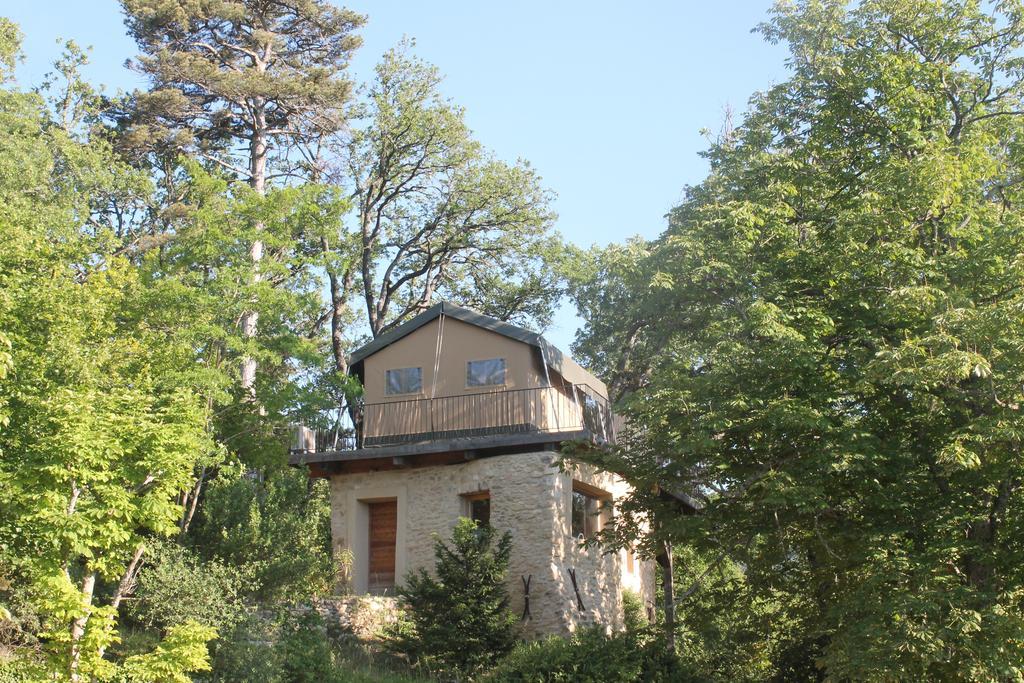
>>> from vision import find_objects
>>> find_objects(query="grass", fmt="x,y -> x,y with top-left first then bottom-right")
333,636 -> 432,683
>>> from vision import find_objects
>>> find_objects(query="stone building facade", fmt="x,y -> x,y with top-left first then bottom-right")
292,302 -> 655,637
326,452 -> 654,635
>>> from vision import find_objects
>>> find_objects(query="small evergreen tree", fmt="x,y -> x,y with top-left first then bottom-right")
388,518 -> 517,678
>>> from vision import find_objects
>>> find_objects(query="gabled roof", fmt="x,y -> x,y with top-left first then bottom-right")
348,302 -> 608,396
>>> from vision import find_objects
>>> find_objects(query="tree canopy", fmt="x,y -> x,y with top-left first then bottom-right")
0,3 -> 566,679
570,0 -> 1024,678
0,21 -> 216,681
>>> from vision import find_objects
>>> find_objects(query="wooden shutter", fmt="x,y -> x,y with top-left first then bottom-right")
368,500 -> 397,593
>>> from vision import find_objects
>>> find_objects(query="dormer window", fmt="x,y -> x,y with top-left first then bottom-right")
385,367 -> 422,395
467,358 -> 505,387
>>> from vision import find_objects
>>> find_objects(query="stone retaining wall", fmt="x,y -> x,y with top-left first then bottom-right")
314,596 -> 400,640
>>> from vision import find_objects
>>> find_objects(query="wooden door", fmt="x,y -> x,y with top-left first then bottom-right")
367,500 -> 397,594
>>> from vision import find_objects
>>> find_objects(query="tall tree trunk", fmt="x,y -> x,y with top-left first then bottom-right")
240,100 -> 267,396
360,206 -> 381,337
95,544 -> 146,661
660,540 -> 677,653
68,571 -> 96,683
323,239 -> 352,376
324,250 -> 362,444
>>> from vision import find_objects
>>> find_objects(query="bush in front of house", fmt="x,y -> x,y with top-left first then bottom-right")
385,518 -> 517,678
486,627 -> 692,682
210,607 -> 424,683
485,592 -> 692,683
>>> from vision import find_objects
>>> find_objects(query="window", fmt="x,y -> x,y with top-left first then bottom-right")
467,358 -> 505,387
570,485 -> 608,539
385,367 -> 422,395
462,491 -> 491,527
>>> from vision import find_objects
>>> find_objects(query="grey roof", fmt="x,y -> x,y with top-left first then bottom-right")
348,302 -> 608,396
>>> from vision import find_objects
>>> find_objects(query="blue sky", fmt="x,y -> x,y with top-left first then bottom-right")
4,0 -> 789,352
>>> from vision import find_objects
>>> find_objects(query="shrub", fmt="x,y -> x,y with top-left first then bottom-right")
486,598 -> 692,683
207,614 -> 284,683
621,589 -> 646,633
209,608 -> 424,683
188,466 -> 335,603
487,627 -> 654,683
0,655 -> 30,683
131,540 -> 249,633
386,518 -> 517,678
278,610 -> 337,683
206,609 -> 333,683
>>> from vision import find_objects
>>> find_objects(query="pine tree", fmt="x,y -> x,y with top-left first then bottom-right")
119,0 -> 364,395
389,518 -> 517,678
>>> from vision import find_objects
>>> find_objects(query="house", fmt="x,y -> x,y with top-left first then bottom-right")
290,302 -> 655,636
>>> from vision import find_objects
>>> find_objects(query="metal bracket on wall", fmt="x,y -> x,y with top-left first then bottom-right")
566,567 -> 586,612
521,574 -> 532,620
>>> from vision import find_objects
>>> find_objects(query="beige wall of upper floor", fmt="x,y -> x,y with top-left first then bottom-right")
362,317 -> 550,405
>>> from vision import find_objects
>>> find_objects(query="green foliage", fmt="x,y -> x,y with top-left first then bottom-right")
486,624 -> 688,683
208,609 -> 426,683
568,0 -> 1024,679
621,589 -> 646,634
343,41 -> 562,337
670,546 -> 797,682
0,18 -> 20,82
188,466 -> 335,603
0,28 -> 215,680
278,610 -> 337,683
134,160 -> 348,469
131,540 -> 249,634
207,609 -> 336,683
0,655 -> 31,683
119,622 -> 217,683
387,518 -> 517,678
205,613 -> 284,683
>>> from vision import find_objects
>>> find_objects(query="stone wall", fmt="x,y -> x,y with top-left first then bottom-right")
314,596 -> 399,640
550,460 -> 657,634
328,451 -> 655,637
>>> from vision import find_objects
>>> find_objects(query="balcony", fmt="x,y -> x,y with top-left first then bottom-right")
291,383 -> 614,456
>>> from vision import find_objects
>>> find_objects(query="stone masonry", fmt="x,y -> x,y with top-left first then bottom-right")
328,451 -> 655,637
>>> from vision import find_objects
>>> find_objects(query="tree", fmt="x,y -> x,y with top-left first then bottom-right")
119,0 -> 364,394
0,24 -> 216,680
134,160 -> 347,472
387,518 -> 517,678
563,238 -> 663,404
570,0 -> 1024,678
338,44 -> 561,346
187,465 -> 334,602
